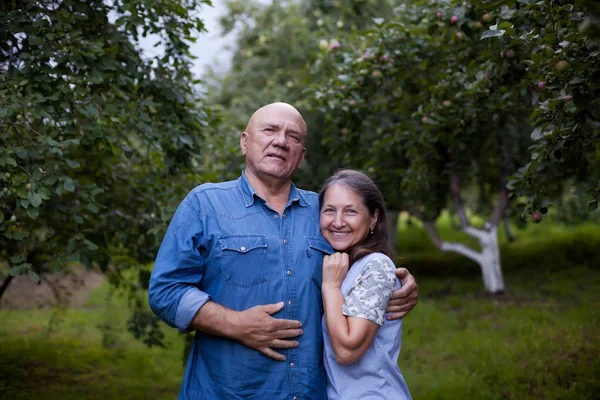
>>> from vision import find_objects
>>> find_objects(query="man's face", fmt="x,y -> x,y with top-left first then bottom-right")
241,105 -> 307,183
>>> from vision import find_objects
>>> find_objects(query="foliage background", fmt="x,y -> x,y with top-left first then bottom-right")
1,0 -> 599,398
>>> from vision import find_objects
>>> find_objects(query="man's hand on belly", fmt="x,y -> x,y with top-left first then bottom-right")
231,301 -> 303,361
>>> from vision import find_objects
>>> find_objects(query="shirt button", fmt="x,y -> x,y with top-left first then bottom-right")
287,269 -> 292,275
240,246 -> 246,251
288,300 -> 293,305
283,239 -> 288,244
274,214 -> 278,218
290,362 -> 295,368
293,397 -> 298,400
283,214 -> 287,218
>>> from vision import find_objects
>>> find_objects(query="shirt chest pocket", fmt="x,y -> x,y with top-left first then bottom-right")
218,235 -> 269,288
305,236 -> 333,288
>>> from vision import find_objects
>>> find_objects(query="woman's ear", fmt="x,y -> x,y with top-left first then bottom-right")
370,209 -> 379,231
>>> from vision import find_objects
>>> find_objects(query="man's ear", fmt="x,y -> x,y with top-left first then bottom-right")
240,131 -> 248,156
297,147 -> 306,168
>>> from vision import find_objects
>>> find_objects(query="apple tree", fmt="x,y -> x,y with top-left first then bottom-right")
309,0 -> 539,293
0,0 -> 217,344
476,0 -> 600,215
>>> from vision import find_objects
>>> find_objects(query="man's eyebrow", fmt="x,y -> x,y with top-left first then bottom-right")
261,123 -> 280,130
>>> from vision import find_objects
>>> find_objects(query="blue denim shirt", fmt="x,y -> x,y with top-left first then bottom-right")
148,172 -> 333,400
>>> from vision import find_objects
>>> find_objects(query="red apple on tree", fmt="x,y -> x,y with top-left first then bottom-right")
450,15 -> 459,24
531,211 -> 542,223
555,61 -> 569,72
537,81 -> 547,91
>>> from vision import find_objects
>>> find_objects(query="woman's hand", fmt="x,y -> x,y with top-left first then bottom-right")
322,252 -> 350,289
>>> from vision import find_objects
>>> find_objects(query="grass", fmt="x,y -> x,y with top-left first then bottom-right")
0,283 -> 186,400
0,219 -> 599,399
402,266 -> 600,399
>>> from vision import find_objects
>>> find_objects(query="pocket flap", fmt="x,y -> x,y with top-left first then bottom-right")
219,235 -> 267,253
305,236 -> 333,255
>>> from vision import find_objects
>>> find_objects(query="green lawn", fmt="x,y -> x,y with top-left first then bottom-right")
0,222 -> 599,399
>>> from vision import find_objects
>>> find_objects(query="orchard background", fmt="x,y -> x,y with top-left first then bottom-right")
1,0 -> 599,399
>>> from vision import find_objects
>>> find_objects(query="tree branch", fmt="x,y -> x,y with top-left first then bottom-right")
489,178 -> 509,226
448,171 -> 470,229
440,242 -> 482,263
503,217 -> 515,242
423,221 -> 482,263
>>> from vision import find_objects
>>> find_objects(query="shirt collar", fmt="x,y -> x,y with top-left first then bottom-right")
238,170 -> 310,208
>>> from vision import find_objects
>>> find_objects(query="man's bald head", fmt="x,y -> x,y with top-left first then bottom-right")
245,102 -> 307,137
240,102 -> 308,187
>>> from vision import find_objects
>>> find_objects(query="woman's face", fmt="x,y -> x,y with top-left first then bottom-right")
320,183 -> 378,252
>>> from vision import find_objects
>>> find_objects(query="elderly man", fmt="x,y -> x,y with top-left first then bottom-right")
148,103 -> 418,399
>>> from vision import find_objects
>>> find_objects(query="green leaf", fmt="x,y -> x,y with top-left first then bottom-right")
28,191 -> 42,207
589,200 -> 598,212
481,29 -> 505,39
27,207 -> 40,219
9,263 -> 30,276
373,18 -> 385,26
530,127 -> 543,140
0,211 -> 3,223
28,269 -> 40,284
65,159 -> 81,168
87,203 -> 99,213
9,255 -> 24,264
63,178 -> 75,192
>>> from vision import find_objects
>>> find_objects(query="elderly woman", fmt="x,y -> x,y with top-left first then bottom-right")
319,169 -> 412,400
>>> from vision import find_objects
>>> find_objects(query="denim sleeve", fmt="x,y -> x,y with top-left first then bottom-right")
148,198 -> 210,333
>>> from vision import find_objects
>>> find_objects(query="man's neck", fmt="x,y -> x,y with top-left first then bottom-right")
244,170 -> 292,215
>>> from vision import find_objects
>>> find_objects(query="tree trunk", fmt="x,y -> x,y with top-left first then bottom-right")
477,225 -> 505,293
504,217 -> 515,243
423,222 -> 505,294
386,209 -> 399,257
0,275 -> 14,305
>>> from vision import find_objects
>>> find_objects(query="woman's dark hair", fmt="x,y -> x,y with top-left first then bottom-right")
318,169 -> 390,264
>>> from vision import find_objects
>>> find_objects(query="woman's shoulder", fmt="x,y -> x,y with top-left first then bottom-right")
360,252 -> 396,272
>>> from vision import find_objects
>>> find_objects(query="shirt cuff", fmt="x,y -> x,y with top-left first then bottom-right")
175,288 -> 210,333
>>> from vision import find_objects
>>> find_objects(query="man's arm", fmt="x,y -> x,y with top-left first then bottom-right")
148,198 -> 303,360
386,267 -> 419,320
190,300 -> 303,361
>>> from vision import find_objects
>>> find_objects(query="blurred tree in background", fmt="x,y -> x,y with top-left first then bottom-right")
306,0 -> 599,292
0,0 -> 218,345
1,0 -> 598,331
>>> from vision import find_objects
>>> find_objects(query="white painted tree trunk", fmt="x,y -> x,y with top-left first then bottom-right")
476,225 -> 505,293
426,222 -> 505,293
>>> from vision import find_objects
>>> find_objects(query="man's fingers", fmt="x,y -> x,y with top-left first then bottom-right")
395,267 -> 409,280
261,347 -> 286,361
386,311 -> 409,321
270,339 -> 299,349
391,280 -> 418,300
386,303 -> 413,313
269,317 -> 303,330
260,302 -> 285,315
273,328 -> 303,339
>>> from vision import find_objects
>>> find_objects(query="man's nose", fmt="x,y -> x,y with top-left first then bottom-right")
272,131 -> 289,148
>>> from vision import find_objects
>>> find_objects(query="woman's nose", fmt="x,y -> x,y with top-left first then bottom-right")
333,213 -> 345,228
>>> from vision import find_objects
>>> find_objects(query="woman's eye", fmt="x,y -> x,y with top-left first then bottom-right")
346,209 -> 357,214
322,208 -> 334,213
